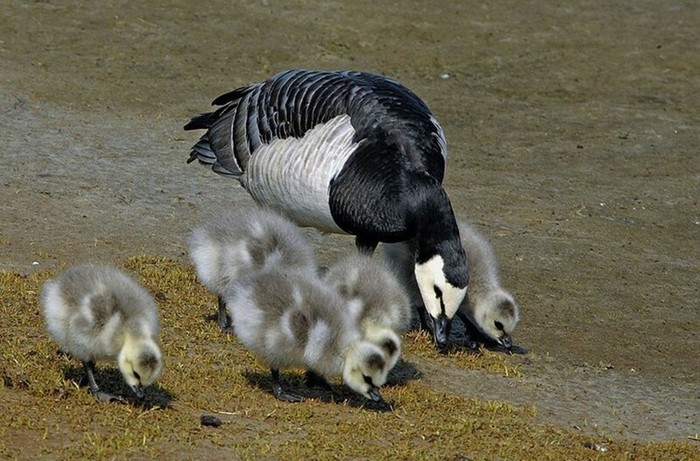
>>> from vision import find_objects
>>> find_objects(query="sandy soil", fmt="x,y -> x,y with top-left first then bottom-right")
1,0 -> 698,444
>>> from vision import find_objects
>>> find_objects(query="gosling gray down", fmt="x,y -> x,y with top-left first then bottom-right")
323,253 -> 410,371
40,264 -> 163,402
187,207 -> 316,332
225,268 -> 400,402
383,219 -> 520,350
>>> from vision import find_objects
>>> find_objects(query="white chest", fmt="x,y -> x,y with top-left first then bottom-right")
241,114 -> 357,233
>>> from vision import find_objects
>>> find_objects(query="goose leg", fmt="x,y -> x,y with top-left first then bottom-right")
270,369 -> 304,403
217,296 -> 234,333
83,361 -> 125,403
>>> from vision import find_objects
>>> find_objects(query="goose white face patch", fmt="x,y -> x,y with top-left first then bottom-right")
243,114 -> 357,232
414,255 -> 467,320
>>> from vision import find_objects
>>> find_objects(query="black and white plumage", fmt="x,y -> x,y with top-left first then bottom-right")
40,264 -> 163,402
185,69 -> 468,348
383,219 -> 520,350
323,254 -> 410,371
225,268 -> 399,402
187,207 -> 316,332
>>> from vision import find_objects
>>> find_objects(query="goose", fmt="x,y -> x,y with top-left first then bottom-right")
383,219 -> 520,350
322,253 -> 410,370
40,264 -> 163,402
187,206 -> 316,332
185,69 -> 468,349
224,268 -> 399,402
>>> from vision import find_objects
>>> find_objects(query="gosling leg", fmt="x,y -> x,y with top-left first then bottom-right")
270,369 -> 304,403
83,361 -> 125,403
217,295 -> 234,333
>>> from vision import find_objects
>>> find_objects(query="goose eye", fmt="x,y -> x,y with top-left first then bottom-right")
363,375 -> 374,386
495,321 -> 504,331
433,285 -> 442,299
133,371 -> 141,381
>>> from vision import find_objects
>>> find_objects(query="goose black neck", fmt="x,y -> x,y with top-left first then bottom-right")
415,184 -> 468,288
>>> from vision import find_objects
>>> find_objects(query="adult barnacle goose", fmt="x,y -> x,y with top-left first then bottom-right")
185,69 -> 468,349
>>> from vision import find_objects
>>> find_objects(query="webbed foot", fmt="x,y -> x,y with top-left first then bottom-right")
91,390 -> 127,403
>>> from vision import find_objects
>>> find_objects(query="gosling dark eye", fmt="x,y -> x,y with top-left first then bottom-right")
433,285 -> 442,299
495,321 -> 504,331
133,371 -> 141,381
363,375 -> 374,386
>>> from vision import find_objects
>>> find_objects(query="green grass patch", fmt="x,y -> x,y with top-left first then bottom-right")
0,257 -> 696,460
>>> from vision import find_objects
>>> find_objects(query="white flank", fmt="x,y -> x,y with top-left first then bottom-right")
228,286 -> 262,348
79,293 -> 97,326
96,313 -> 123,359
221,241 -> 253,278
280,309 -> 296,342
243,114 -> 357,232
304,321 -> 331,366
41,282 -> 68,344
188,238 -> 221,290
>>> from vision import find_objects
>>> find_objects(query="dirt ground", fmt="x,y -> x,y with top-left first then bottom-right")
1,0 -> 698,447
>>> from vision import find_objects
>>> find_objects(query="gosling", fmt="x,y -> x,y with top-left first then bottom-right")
225,268 -> 399,402
323,253 -> 410,370
187,207 -> 316,332
383,219 -> 520,350
40,264 -> 163,402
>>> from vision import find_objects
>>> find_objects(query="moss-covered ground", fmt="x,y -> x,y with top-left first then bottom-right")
0,257 -> 696,460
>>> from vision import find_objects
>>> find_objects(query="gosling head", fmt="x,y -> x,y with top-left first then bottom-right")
118,338 -> 163,399
473,290 -> 520,350
342,341 -> 392,402
363,325 -> 401,373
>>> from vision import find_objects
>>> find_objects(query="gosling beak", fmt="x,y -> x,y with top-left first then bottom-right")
367,386 -> 382,402
131,384 -> 145,399
499,334 -> 513,351
432,314 -> 451,351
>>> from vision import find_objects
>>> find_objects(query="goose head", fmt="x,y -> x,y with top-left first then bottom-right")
414,252 -> 468,350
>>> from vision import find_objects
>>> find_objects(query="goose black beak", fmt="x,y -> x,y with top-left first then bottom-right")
432,314 -> 451,352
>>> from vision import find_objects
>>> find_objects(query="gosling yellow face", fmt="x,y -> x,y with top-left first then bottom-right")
343,341 -> 393,402
118,340 -> 163,398
474,292 -> 520,350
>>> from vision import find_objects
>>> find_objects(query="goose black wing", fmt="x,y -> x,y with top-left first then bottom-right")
185,70 -> 446,181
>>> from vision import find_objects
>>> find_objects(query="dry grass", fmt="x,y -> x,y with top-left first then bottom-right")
0,257 -> 697,460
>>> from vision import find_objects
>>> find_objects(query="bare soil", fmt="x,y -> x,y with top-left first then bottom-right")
1,0 -> 698,448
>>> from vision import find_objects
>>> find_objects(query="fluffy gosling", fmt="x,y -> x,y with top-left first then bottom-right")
323,253 -> 410,370
188,207 -> 316,331
40,264 -> 163,402
225,269 -> 398,402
